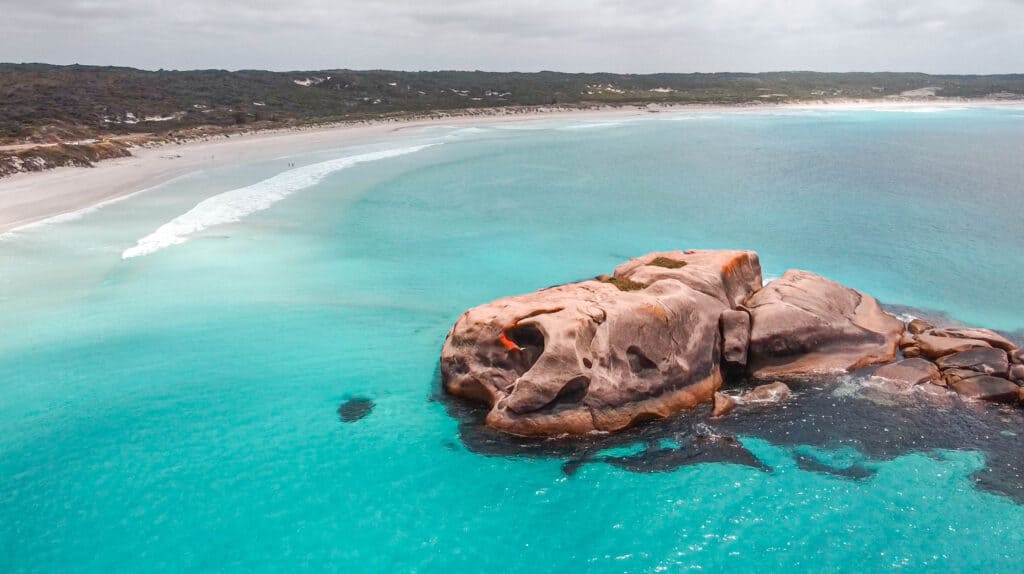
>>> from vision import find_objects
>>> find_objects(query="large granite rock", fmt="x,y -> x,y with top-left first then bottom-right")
440,250 -> 761,436
1010,364 -> 1024,384
934,347 -> 1010,377
720,309 -> 751,369
441,249 -> 1021,438
745,270 -> 903,379
872,358 -> 941,386
929,328 -> 1018,353
949,375 -> 1021,403
914,334 -> 991,359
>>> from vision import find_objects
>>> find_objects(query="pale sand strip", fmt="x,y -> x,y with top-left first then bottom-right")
1,99 -> 1021,235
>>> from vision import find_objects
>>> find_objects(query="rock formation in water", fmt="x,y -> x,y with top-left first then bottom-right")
440,249 -> 1023,437
338,397 -> 375,422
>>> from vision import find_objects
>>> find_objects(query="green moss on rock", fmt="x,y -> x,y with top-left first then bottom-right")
599,276 -> 648,291
649,257 -> 688,269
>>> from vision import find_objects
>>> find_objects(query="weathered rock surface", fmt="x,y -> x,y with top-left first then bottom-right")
914,334 -> 991,359
720,309 -> 751,369
745,270 -> 903,379
942,368 -> 986,387
872,358 -> 941,386
898,334 -> 917,349
935,348 -> 1010,377
441,249 -> 1020,438
907,319 -> 934,335
742,382 -> 792,403
949,376 -> 1021,403
712,392 -> 738,417
930,328 -> 1018,352
612,250 -> 762,309
441,250 -> 761,436
1011,364 -> 1024,384
711,382 -> 793,418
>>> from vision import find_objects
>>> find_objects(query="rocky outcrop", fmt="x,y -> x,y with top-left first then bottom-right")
872,358 -> 941,386
745,270 -> 903,379
709,382 -> 792,419
712,392 -> 738,418
930,328 -> 1017,352
441,250 -> 761,436
891,322 -> 1022,403
441,249 -> 1022,437
914,334 -> 991,359
948,376 -> 1021,403
720,309 -> 751,369
934,348 -> 1009,377
1011,365 -> 1024,384
907,319 -> 934,335
741,382 -> 792,403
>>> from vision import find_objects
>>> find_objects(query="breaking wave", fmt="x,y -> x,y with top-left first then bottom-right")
122,144 -> 437,259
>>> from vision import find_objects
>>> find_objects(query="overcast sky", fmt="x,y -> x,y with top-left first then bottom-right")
2,0 -> 1022,73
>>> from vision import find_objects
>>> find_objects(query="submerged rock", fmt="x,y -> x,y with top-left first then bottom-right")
338,397 -> 375,422
745,270 -> 903,379
742,382 -> 792,403
712,392 -> 738,418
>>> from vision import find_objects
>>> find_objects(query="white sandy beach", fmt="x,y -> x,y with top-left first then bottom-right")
1,99 -> 1021,235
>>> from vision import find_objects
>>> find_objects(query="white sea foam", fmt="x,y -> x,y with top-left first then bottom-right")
891,311 -> 918,323
442,126 -> 492,139
122,144 -> 437,259
556,121 -> 626,131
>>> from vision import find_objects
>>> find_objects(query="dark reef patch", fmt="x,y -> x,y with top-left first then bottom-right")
338,397 -> 375,423
436,369 -> 1024,503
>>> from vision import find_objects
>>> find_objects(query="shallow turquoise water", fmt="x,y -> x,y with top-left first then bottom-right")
2,107 -> 1024,572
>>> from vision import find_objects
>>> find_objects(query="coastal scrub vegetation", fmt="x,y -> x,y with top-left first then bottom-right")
2,64 -> 1023,142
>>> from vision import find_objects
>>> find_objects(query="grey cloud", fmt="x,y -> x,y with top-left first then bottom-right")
0,0 -> 1021,72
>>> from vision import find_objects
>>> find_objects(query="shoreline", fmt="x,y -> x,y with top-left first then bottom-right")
2,98 -> 1022,236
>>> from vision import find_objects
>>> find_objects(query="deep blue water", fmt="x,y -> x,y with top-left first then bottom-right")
2,107 -> 1024,572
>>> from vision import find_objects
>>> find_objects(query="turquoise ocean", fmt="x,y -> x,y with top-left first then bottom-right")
2,107 -> 1024,572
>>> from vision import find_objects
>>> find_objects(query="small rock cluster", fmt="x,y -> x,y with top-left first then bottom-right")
875,322 -> 1023,402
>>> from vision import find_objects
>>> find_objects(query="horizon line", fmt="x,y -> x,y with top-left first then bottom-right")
3,61 -> 1023,77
